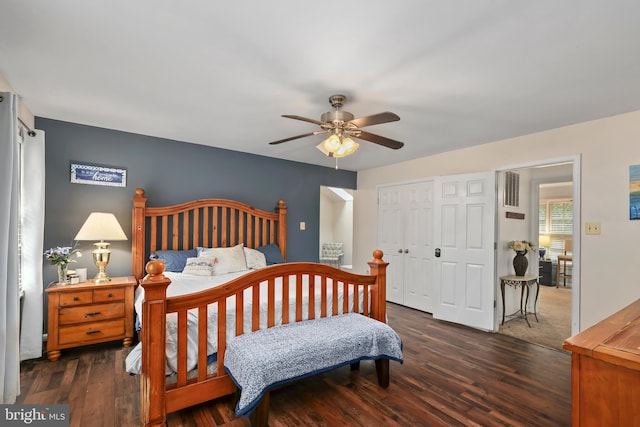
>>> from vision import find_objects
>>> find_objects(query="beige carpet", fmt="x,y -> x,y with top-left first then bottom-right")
498,285 -> 572,351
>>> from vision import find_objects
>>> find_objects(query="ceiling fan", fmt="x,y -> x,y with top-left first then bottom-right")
269,94 -> 404,158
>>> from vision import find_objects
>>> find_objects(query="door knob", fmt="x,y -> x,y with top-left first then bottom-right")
435,248 -> 441,257
404,249 -> 409,253
398,249 -> 403,253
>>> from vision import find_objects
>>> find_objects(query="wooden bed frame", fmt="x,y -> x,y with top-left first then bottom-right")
131,188 -> 388,426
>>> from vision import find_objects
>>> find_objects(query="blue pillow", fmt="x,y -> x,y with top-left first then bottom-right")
256,244 -> 284,265
149,249 -> 197,272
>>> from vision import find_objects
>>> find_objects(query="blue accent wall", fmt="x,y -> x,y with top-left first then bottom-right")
37,118 -> 356,285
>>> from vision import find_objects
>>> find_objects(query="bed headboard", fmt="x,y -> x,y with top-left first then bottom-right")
131,188 -> 287,281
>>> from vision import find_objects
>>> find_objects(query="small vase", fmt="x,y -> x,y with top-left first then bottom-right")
513,252 -> 528,276
57,264 -> 69,284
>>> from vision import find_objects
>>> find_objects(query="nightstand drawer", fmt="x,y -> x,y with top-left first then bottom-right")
59,319 -> 125,345
94,288 -> 124,302
58,302 -> 125,325
59,291 -> 94,306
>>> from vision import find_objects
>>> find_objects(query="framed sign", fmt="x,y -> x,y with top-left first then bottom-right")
70,162 -> 127,188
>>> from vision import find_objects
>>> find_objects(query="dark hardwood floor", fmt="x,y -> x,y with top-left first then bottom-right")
18,303 -> 571,426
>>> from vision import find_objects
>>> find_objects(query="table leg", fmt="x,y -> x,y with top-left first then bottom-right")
532,280 -> 540,323
523,283 -> 532,328
501,281 -> 506,325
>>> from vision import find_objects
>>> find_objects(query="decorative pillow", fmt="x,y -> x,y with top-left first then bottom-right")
182,257 -> 216,276
198,244 -> 248,275
149,249 -> 197,272
256,244 -> 284,265
243,247 -> 267,270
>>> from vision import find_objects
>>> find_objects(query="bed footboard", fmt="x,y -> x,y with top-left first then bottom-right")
139,251 -> 388,426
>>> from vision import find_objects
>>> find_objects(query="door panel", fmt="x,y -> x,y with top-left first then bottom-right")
378,186 -> 404,304
403,182 -> 433,311
433,171 -> 496,331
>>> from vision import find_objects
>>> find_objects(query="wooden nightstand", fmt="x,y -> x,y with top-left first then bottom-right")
45,276 -> 136,361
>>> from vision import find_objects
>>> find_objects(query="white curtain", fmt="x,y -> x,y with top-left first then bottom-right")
0,92 -> 20,403
20,129 -> 45,361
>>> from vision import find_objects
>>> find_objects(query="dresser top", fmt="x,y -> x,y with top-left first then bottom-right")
46,276 -> 136,293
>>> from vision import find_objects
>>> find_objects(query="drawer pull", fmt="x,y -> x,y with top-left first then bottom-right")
86,330 -> 101,335
73,297 -> 79,301
86,311 -> 101,317
108,293 -> 113,298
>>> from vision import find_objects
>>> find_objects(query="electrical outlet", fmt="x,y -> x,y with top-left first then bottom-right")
585,222 -> 601,235
300,221 -> 306,231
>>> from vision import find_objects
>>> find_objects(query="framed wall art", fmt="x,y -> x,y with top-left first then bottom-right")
630,165 -> 640,219
70,162 -> 127,188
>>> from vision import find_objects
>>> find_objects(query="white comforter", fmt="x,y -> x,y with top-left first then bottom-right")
125,269 -> 365,375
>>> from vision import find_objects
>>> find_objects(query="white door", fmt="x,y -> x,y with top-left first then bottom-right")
377,181 -> 434,311
378,186 -> 404,305
402,182 -> 434,312
433,172 -> 496,330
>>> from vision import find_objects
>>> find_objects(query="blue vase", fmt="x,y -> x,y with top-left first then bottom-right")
538,247 -> 546,259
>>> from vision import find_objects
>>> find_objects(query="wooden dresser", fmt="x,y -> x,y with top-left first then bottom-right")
563,299 -> 640,426
46,276 -> 136,361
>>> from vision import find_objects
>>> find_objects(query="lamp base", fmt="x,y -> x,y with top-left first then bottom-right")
92,240 -> 112,284
92,273 -> 112,284
539,247 -> 547,260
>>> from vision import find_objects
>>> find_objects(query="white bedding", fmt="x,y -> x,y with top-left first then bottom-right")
125,269 -> 366,375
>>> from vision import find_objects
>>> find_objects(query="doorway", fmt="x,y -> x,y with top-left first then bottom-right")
319,186 -> 353,269
496,158 -> 579,350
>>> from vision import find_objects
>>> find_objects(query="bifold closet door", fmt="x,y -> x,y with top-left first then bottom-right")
377,181 -> 434,312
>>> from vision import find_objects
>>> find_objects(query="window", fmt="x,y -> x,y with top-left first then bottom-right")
539,199 -> 573,259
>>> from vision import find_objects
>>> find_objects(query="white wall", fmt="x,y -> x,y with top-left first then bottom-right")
319,189 -> 334,253
540,182 -> 572,200
354,109 -> 640,330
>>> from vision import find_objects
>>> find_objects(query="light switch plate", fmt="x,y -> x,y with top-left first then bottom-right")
585,222 -> 601,235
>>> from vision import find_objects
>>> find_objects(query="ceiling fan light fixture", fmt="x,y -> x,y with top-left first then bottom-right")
322,134 -> 341,153
270,94 -> 403,160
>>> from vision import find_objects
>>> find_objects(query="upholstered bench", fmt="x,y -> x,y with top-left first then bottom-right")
224,313 -> 403,426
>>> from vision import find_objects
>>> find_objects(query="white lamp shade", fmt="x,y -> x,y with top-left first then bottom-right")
538,235 -> 551,247
333,138 -> 359,158
322,134 -> 341,153
74,212 -> 127,241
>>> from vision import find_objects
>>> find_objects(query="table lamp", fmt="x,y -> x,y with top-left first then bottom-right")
74,212 -> 127,283
538,235 -> 551,259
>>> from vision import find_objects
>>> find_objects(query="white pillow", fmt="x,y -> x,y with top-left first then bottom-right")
243,247 -> 267,270
198,244 -> 248,275
182,257 -> 216,276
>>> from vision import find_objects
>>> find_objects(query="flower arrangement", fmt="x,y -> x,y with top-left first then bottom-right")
43,245 -> 82,266
508,240 -> 535,254
44,245 -> 82,284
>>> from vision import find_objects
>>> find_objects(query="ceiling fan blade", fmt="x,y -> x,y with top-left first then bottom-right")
348,112 -> 400,128
282,114 -> 327,127
268,130 -> 328,145
353,130 -> 404,150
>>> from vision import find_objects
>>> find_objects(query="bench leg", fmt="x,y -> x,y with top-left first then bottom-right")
350,361 -> 360,371
249,392 -> 270,427
375,359 -> 390,388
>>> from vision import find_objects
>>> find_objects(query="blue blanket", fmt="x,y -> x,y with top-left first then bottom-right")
224,313 -> 403,417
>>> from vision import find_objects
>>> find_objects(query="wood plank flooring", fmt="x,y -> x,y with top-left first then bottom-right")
17,303 -> 571,426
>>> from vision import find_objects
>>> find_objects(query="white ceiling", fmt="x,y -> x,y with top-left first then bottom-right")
2,1 -> 640,171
